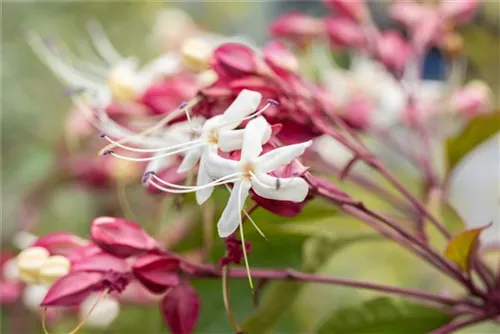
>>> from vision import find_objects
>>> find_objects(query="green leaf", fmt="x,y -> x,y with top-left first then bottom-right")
446,112 -> 500,172
316,297 -> 452,334
242,230 -> 381,334
444,224 -> 491,272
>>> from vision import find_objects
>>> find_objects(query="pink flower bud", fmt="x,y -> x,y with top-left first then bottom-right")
343,96 -> 374,130
67,244 -> 102,264
450,81 -> 492,118
71,252 -> 129,274
1,281 -> 22,304
161,281 -> 200,334
440,0 -> 479,24
140,76 -> 197,116
263,41 -> 299,75
324,0 -> 368,22
132,254 -> 180,294
33,232 -> 88,257
269,12 -> 323,43
412,10 -> 443,53
211,43 -> 258,78
91,217 -> 159,258
41,271 -> 104,306
326,17 -> 365,49
376,31 -> 411,76
389,1 -> 428,28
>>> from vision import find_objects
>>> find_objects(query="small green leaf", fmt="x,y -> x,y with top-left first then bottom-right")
446,112 -> 500,172
242,230 -> 381,334
444,224 -> 490,272
316,297 -> 452,334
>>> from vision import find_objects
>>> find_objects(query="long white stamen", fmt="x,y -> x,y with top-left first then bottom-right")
102,134 -> 204,153
71,96 -> 105,131
147,177 -> 239,194
107,142 -> 205,161
151,172 -> 243,190
224,184 -> 266,240
86,20 -> 123,64
237,183 -> 253,289
182,104 -> 203,132
243,210 -> 267,240
97,96 -> 201,155
27,32 -> 101,90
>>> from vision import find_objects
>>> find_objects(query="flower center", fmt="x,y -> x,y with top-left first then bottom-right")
207,131 -> 218,145
241,161 -> 254,180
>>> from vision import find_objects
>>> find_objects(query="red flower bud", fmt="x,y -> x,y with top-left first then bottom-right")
219,236 -> 251,266
67,244 -> 102,264
1,282 -> 22,304
161,281 -> 200,334
326,17 -> 365,49
211,43 -> 258,78
41,271 -> 104,306
376,31 -> 411,76
324,0 -> 368,22
269,12 -> 323,43
132,254 -> 180,294
440,0 -> 479,24
263,41 -> 299,75
71,252 -> 129,274
140,76 -> 198,116
91,217 -> 158,258
389,1 -> 428,29
32,232 -> 88,257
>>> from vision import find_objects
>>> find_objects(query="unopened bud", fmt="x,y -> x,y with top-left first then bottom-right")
38,255 -> 71,286
441,33 -> 464,58
108,59 -> 140,102
80,293 -> 120,329
181,38 -> 213,72
196,69 -> 218,88
16,247 -> 50,284
23,284 -> 50,312
450,81 -> 492,118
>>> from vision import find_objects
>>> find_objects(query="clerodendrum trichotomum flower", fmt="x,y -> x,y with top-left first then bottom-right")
206,116 -> 311,237
141,89 -> 276,204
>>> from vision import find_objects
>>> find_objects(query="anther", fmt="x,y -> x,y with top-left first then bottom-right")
99,132 -> 106,138
267,98 -> 279,106
102,149 -> 114,156
179,102 -> 188,109
142,171 -> 155,184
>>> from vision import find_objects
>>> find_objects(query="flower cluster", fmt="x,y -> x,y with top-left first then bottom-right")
9,1 -> 500,333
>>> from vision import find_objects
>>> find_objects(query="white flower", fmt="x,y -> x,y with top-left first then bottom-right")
146,89 -> 275,204
204,116 -> 312,237
27,25 -> 180,102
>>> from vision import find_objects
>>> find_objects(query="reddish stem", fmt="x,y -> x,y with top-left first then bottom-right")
191,265 -> 463,306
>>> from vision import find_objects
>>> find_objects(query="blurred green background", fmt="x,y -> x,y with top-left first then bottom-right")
1,1 -> 499,333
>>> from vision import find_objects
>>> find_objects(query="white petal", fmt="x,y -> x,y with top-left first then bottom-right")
222,89 -> 262,129
177,147 -> 202,173
252,173 -> 309,202
204,150 -> 239,179
255,140 -> 312,173
217,181 -> 251,238
195,154 -> 214,205
241,116 -> 271,161
448,134 -> 500,247
218,129 -> 245,152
